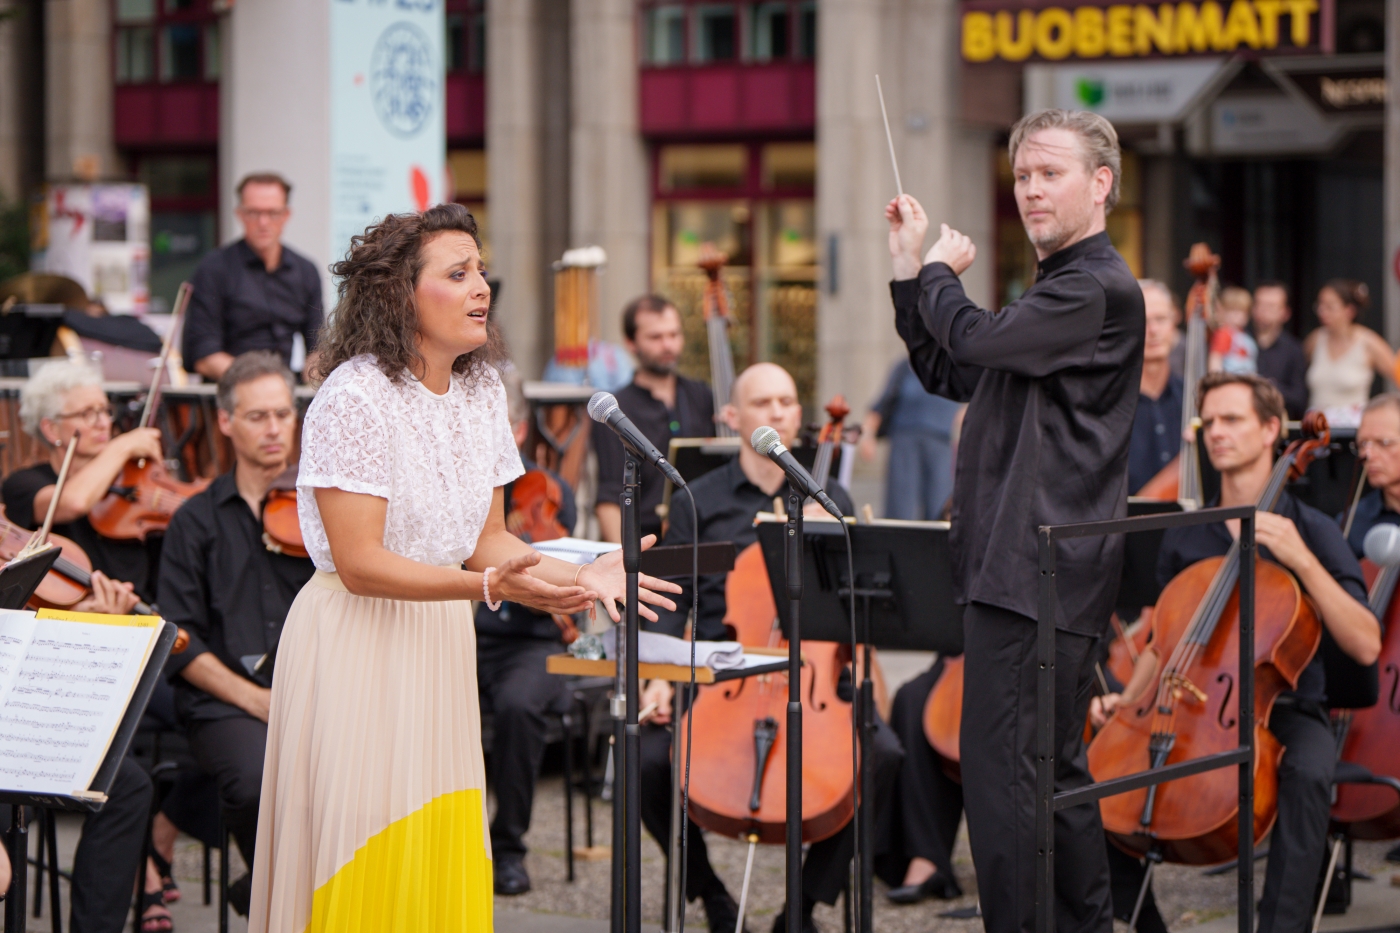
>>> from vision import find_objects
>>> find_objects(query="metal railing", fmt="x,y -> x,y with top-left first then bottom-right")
1035,505 -> 1257,933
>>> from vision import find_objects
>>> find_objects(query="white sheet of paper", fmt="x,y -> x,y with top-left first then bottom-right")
0,616 -> 158,794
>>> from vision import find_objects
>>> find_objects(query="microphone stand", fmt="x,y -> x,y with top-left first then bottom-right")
608,450 -> 641,933
784,484 -> 804,933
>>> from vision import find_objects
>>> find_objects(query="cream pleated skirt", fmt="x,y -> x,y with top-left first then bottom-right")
248,571 -> 493,933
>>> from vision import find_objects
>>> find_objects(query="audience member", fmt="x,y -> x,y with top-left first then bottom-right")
1305,279 -> 1395,426
1207,286 -> 1258,374
859,358 -> 961,520
1251,282 -> 1309,419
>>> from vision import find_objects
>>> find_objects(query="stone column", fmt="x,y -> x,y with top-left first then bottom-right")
45,0 -> 118,181
570,0 -> 649,345
1386,0 -> 1400,345
816,0 -> 993,413
0,4 -> 25,200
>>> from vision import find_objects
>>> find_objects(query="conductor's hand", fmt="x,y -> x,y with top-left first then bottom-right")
492,551 -> 599,617
925,224 -> 977,276
75,570 -> 140,615
886,195 -> 929,281
580,534 -> 682,624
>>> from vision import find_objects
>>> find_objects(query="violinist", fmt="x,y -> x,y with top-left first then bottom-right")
887,109 -> 1141,933
157,351 -> 314,916
639,363 -> 902,933
473,368 -> 575,897
1128,281 -> 1184,495
1,360 -> 171,930
593,295 -> 715,543
2,359 -> 161,608
1125,372 -> 1380,933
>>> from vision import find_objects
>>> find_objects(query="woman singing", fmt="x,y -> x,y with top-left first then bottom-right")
248,203 -> 679,932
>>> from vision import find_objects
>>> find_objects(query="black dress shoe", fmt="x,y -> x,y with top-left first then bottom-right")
702,889 -> 751,933
770,907 -> 820,933
885,870 -> 963,905
227,872 -> 252,916
1387,842 -> 1400,864
494,853 -> 531,895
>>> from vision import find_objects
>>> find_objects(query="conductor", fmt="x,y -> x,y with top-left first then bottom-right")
886,109 -> 1144,933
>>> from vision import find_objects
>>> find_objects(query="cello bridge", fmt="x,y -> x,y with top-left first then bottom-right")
1164,673 -> 1208,704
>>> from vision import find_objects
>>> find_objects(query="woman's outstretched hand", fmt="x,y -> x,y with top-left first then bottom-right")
578,534 -> 682,624
491,551 -> 597,616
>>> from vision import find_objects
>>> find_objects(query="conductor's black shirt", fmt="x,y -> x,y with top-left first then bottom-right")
891,231 -> 1145,635
1156,490 -> 1369,704
183,239 -> 323,371
1,462 -> 157,602
592,377 -> 715,540
651,456 -> 853,641
158,470 -> 315,723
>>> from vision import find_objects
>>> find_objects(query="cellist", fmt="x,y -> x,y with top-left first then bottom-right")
1106,372 -> 1380,933
638,362 -> 903,933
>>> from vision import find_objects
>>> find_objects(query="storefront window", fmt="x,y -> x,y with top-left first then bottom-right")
796,1 -> 816,59
116,0 -> 155,23
762,142 -> 815,189
659,145 -> 748,191
137,154 -> 213,201
695,4 -> 739,62
159,23 -> 201,81
115,27 -> 155,83
203,20 -> 219,80
645,6 -> 686,64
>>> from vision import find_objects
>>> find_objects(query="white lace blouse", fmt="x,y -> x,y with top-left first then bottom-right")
296,355 -> 525,572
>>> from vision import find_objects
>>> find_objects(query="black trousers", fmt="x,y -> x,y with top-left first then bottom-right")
961,602 -> 1113,933
477,636 -> 566,857
639,711 -> 903,907
186,715 -> 266,871
874,658 -> 965,888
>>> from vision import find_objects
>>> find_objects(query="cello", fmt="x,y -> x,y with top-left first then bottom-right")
88,281 -> 210,540
1137,243 -> 1217,506
1330,523 -> 1400,838
1089,412 -> 1330,865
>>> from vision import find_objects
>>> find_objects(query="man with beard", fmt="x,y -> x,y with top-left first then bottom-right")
594,295 -> 715,542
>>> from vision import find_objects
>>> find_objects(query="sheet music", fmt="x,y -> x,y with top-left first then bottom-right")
0,613 -> 158,795
0,610 -> 38,710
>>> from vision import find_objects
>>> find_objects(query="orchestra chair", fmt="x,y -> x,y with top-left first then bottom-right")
1311,760 -> 1400,932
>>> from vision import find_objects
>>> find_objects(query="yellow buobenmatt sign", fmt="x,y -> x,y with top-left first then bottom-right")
962,0 -> 1318,62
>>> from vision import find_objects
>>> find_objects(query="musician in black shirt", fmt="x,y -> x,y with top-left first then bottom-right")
1111,373 -> 1379,933
593,295 -> 714,543
159,352 -> 315,914
1345,394 -> 1400,556
640,363 -> 901,933
888,110 -> 1142,933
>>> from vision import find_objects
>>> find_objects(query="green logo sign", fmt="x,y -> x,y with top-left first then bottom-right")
1075,78 -> 1106,107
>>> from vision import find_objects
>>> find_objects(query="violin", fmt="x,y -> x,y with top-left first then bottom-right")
0,506 -> 150,614
1137,243 -> 1218,505
89,282 -> 210,540
1330,544 -> 1400,838
677,399 -> 879,845
260,465 -> 306,559
1089,412 -> 1330,865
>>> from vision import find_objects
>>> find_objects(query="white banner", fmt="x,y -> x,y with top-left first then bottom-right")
329,0 -> 445,264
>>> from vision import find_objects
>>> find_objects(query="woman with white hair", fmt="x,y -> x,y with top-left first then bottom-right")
0,358 -> 175,931
1,359 -> 160,610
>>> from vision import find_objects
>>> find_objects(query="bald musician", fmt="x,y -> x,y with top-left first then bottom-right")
637,363 -> 902,933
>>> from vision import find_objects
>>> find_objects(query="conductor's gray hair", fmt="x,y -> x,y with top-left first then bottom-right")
19,360 -> 102,441
1008,109 -> 1123,213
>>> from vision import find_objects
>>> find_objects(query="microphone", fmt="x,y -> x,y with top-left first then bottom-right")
751,426 -> 844,520
1363,523 -> 1400,567
587,392 -> 686,488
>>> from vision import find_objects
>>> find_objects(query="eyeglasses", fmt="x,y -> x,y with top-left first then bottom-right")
1355,437 -> 1400,455
236,408 -> 297,425
56,405 -> 115,426
237,208 -> 288,222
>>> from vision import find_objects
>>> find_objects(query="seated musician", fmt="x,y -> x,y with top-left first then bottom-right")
638,362 -> 903,933
874,657 -> 965,904
2,359 -> 171,930
1129,280 -> 1184,494
158,351 -> 315,915
473,369 -> 575,896
1100,372 -> 1381,933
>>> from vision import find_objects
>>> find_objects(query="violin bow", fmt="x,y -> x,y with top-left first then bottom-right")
139,281 -> 193,431
15,432 -> 79,561
875,75 -> 903,197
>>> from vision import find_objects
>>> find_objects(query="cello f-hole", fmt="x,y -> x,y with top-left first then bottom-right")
724,681 -> 747,701
1214,672 -> 1235,729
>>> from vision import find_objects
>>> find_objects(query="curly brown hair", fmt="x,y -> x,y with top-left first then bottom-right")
311,203 -> 504,386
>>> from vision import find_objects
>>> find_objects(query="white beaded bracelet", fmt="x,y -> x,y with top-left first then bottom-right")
482,567 -> 502,611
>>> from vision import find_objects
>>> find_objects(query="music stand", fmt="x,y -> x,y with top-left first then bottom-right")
0,548 -> 61,611
754,517 -> 962,933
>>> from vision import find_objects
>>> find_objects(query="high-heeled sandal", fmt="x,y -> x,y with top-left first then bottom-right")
149,850 -> 180,903
139,890 -> 174,932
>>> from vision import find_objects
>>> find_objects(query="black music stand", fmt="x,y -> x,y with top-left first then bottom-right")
0,590 -> 179,933
755,518 -> 963,933
0,548 -> 61,611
